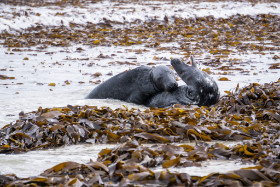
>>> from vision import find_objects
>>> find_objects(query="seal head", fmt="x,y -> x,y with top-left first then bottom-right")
171,57 -> 220,106
151,65 -> 178,92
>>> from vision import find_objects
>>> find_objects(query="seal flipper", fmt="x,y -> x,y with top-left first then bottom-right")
171,57 -> 197,77
190,55 -> 197,68
171,57 -> 199,86
171,58 -> 189,76
126,92 -> 145,105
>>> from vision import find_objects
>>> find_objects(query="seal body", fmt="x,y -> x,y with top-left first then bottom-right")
145,85 -> 193,107
86,66 -> 178,105
146,57 -> 220,107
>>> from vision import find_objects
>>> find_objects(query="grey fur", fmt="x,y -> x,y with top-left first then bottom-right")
86,66 -> 178,105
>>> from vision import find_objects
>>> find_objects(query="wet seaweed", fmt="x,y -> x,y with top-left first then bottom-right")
0,79 -> 279,186
1,0 -> 280,185
1,140 -> 279,186
1,80 -> 279,153
2,13 -> 280,63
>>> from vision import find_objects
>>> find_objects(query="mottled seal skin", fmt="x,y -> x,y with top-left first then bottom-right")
86,66 -> 178,105
146,57 -> 220,107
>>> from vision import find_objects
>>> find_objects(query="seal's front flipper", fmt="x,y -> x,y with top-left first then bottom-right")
171,58 -> 186,75
126,92 -> 144,105
190,56 -> 197,68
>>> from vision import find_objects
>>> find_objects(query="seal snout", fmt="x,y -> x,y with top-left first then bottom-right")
171,58 -> 183,66
166,82 -> 178,91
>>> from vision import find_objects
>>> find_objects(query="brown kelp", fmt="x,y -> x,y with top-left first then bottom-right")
1,79 -> 280,154
1,140 -> 279,186
0,79 -> 279,186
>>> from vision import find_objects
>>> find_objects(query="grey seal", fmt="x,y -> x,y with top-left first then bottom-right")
146,57 -> 220,107
86,65 -> 178,105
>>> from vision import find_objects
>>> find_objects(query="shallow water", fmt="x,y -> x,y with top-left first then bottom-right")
1,45 -> 279,126
0,1 -> 280,179
0,44 -> 279,178
1,1 -> 280,32
0,141 -> 254,178
0,45 -> 149,126
0,144 -> 116,178
155,160 -> 255,177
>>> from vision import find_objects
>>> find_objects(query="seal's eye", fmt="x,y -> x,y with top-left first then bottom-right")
187,89 -> 194,98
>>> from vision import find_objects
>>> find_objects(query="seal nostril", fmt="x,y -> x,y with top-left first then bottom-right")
168,83 -> 177,91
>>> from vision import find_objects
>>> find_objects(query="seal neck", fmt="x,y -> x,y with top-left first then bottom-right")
150,69 -> 161,92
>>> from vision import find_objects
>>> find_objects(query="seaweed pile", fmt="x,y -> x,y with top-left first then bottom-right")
0,79 -> 279,186
1,79 -> 280,154
1,141 -> 279,186
2,14 -> 280,60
